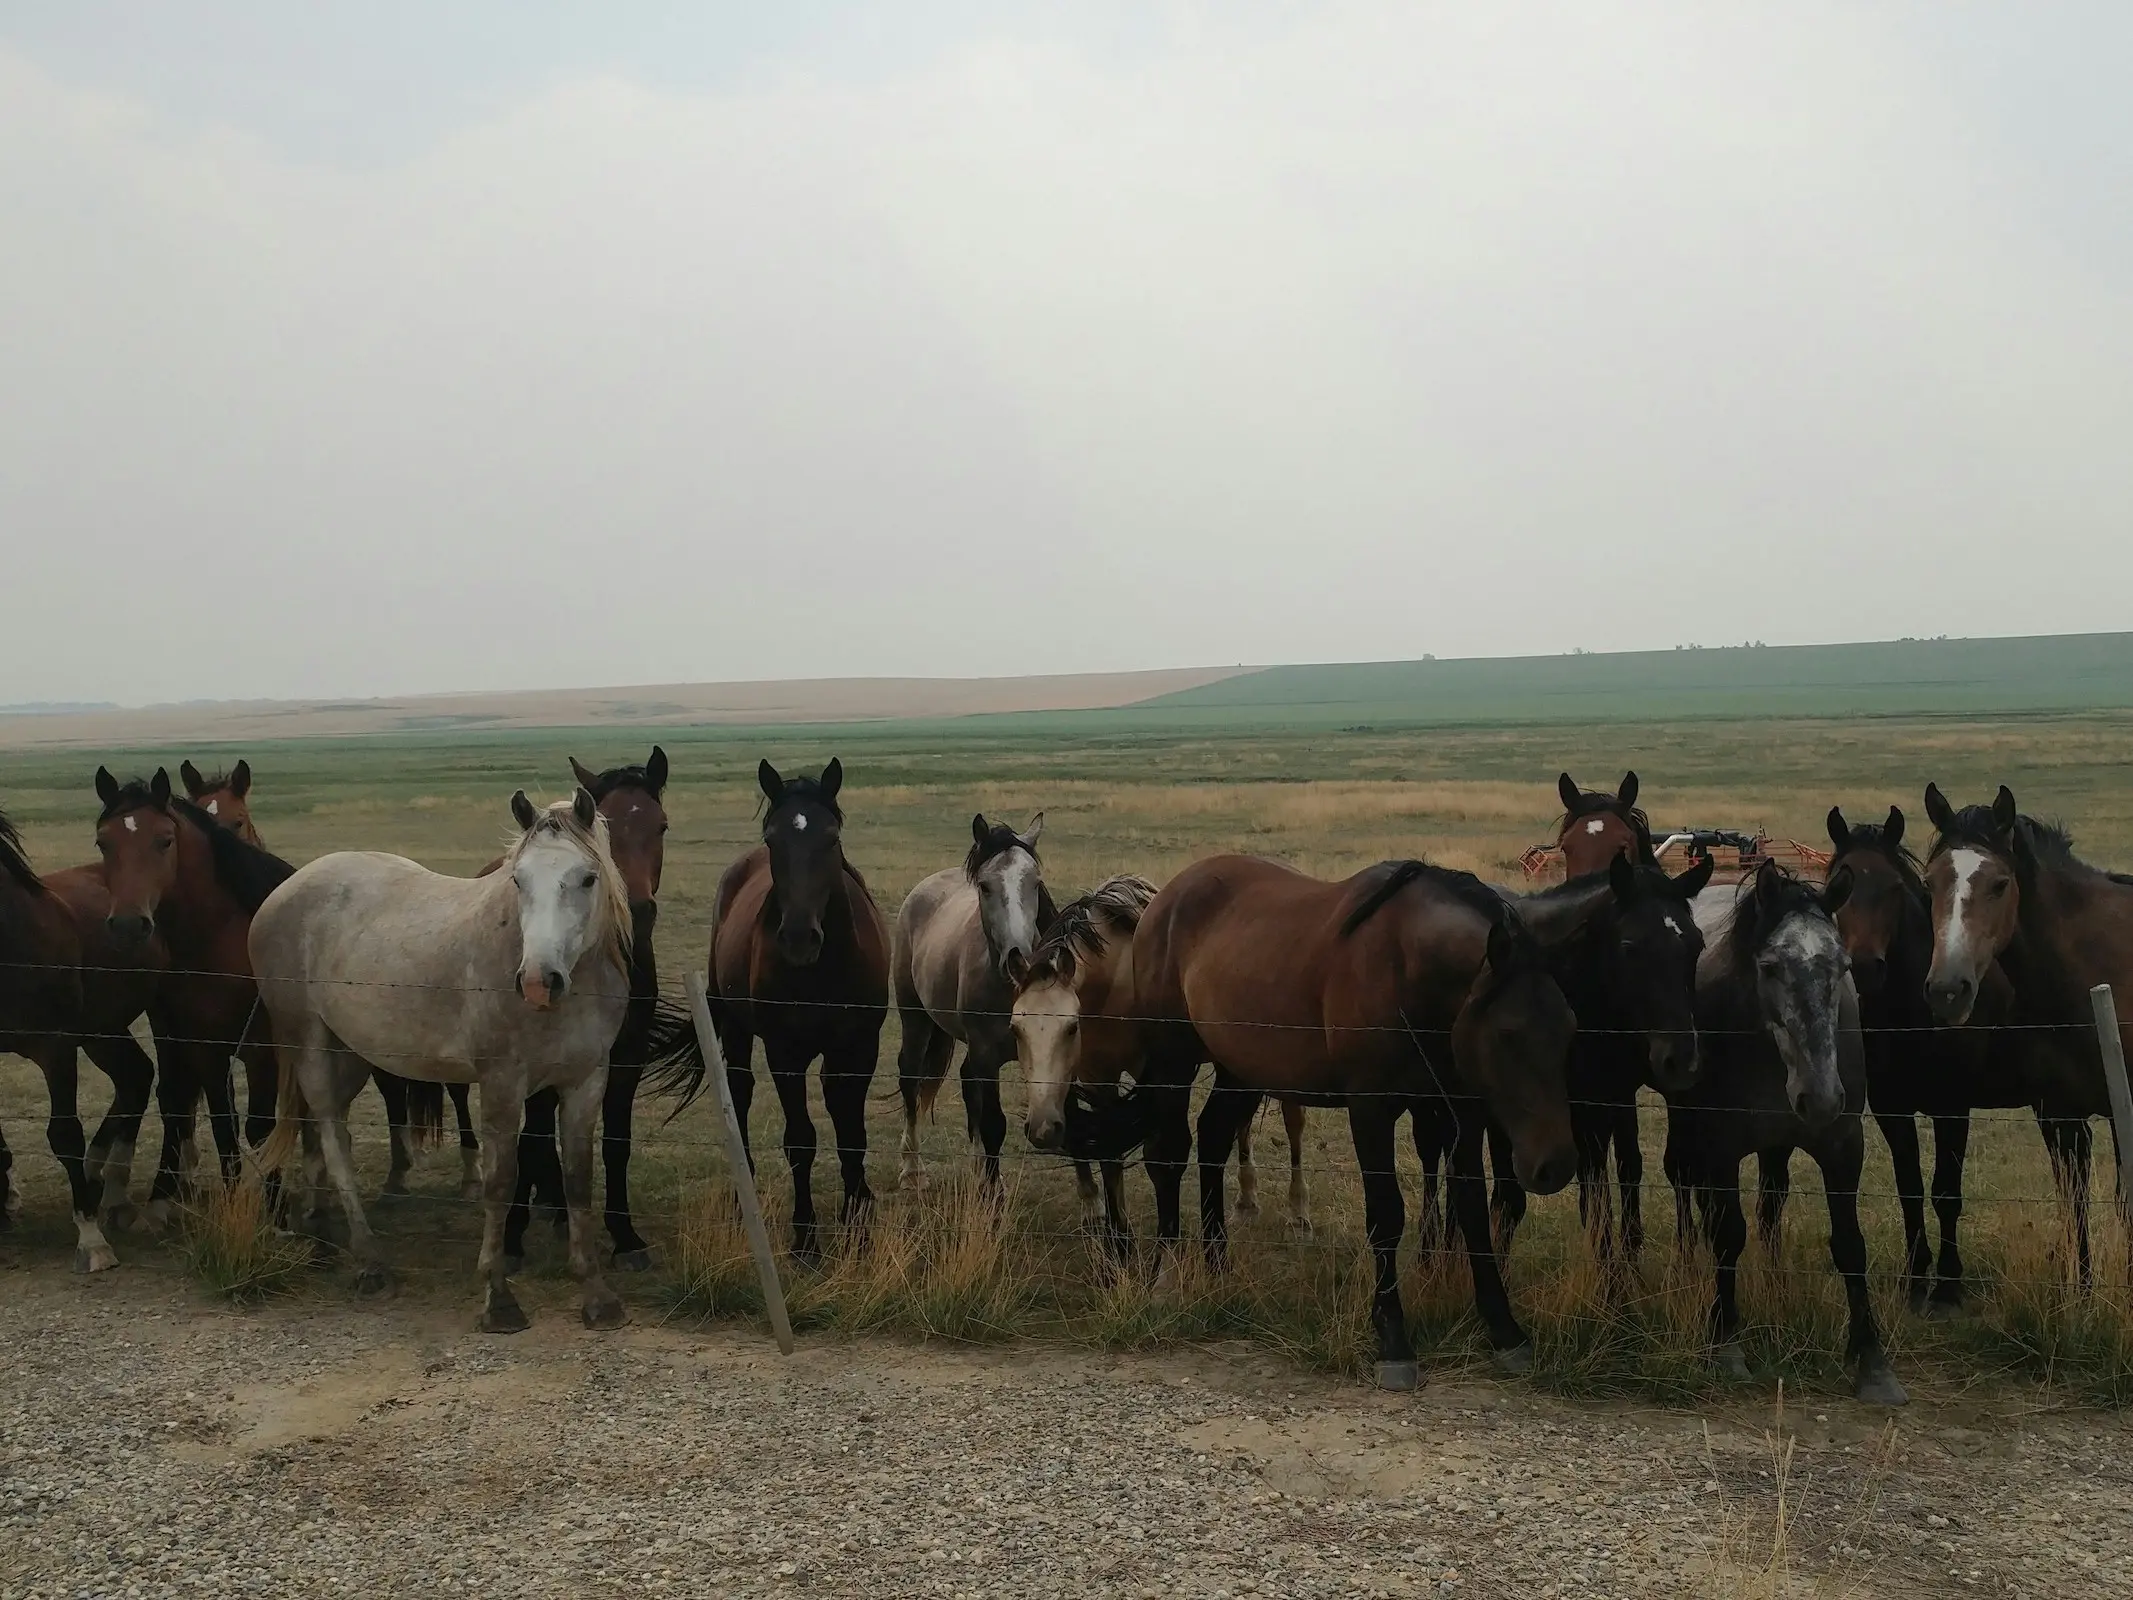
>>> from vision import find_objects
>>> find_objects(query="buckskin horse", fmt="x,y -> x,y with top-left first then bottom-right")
254,789 -> 631,1330
1126,854 -> 1578,1390
655,759 -> 890,1261
1921,782 -> 2131,1287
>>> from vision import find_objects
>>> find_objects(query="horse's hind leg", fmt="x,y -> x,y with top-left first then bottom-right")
1195,1081 -> 1260,1269
1449,1115 -> 1531,1368
82,1032 -> 153,1231
39,1042 -> 119,1271
371,1070 -> 414,1197
1703,1176 -> 1749,1379
895,1012 -> 951,1192
557,1070 -> 623,1329
1754,1148 -> 1792,1255
1410,1104 -> 1448,1252
198,1046 -> 243,1185
823,1031 -> 880,1229
1613,1100 -> 1646,1258
1281,1099 -> 1311,1235
1573,1103 -> 1616,1261
957,1045 -> 1010,1189
504,1087 -> 561,1275
1818,1122 -> 1905,1405
1485,1120 -> 1528,1254
1927,1113 -> 1971,1312
1876,1111 -> 1931,1313
1231,1101 -> 1259,1217
473,1077 -> 530,1332
449,1081 -> 481,1200
600,1059 -> 652,1269
2043,1115 -> 2095,1291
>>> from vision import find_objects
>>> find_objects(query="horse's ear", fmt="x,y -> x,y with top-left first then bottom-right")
1004,947 -> 1030,990
1821,863 -> 1854,916
757,760 -> 783,806
1883,805 -> 1903,850
179,760 -> 207,798
1923,782 -> 1955,835
1557,773 -> 1580,813
1483,913 -> 1524,978
1752,860 -> 1784,915
1607,850 -> 1637,905
150,769 -> 171,810
972,812 -> 990,846
1674,855 -> 1715,898
645,746 -> 668,796
229,759 -> 251,799
1992,785 -> 2018,834
94,766 -> 119,808
573,787 -> 597,830
511,790 -> 538,831
1618,771 -> 1638,809
819,757 -> 843,803
569,756 -> 600,792
1826,806 -> 1850,852
1021,811 -> 1045,849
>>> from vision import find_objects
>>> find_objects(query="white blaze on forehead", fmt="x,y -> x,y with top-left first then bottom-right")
793,813 -> 808,831
205,799 -> 219,815
123,815 -> 137,833
1584,818 -> 1606,835
1939,847 -> 1988,974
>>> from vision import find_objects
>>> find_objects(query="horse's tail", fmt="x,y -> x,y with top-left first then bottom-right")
255,1040 -> 303,1178
404,1079 -> 444,1150
642,993 -> 710,1109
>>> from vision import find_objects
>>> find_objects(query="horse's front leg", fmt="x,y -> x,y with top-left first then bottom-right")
600,1059 -> 653,1269
1349,1096 -> 1417,1391
39,1041 -> 118,1271
558,1067 -> 624,1330
475,1075 -> 531,1332
822,1032 -> 880,1229
1281,1098 -> 1312,1236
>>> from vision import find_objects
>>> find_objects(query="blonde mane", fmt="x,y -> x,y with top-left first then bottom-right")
504,799 -> 633,971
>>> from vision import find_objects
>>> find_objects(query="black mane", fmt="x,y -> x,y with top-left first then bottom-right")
171,798 -> 295,913
585,763 -> 663,803
1722,865 -> 1826,976
96,776 -> 164,825
965,819 -> 1035,880
1556,786 -> 1658,866
1027,876 -> 1153,984
1341,858 -> 1508,938
0,806 -> 43,896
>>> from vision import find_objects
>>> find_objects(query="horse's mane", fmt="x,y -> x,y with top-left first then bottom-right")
1025,875 -> 1154,985
184,768 -> 239,793
1340,859 -> 1506,938
0,806 -> 44,896
1555,785 -> 1658,866
584,763 -> 663,803
169,798 -> 295,914
505,799 -> 634,967
965,819 -> 1035,880
96,776 -> 163,825
1839,822 -> 1928,901
1717,865 -> 1827,977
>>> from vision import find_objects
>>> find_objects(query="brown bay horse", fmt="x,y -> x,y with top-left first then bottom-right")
1556,770 -> 1659,877
656,759 -> 889,1260
0,804 -> 94,1255
1128,854 -> 1578,1389
507,748 -> 676,1272
1921,783 -> 2131,1286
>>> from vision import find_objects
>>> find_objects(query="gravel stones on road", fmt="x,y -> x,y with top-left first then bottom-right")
2,1266 -> 2129,1599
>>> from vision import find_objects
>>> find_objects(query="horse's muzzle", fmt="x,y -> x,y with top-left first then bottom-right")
1647,1032 -> 1700,1093
777,926 -> 825,967
520,969 -> 567,1009
103,913 -> 154,951
1025,1111 -> 1065,1153
1925,975 -> 1975,1026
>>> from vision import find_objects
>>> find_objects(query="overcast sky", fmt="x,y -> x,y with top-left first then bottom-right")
4,3 -> 2129,704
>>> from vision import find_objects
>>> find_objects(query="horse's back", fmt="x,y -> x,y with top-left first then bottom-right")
894,866 -> 986,1026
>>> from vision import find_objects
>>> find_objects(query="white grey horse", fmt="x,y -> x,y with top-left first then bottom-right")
894,812 -> 1053,1189
252,790 -> 631,1332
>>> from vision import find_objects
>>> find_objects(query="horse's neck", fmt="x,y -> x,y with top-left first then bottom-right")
2008,860 -> 2125,1014
156,824 -> 244,959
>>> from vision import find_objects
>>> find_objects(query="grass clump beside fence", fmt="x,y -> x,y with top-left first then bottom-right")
176,1176 -> 316,1304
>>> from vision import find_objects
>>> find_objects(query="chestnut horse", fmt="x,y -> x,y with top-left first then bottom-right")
1921,783 -> 2130,1286
0,805 -> 91,1255
1556,770 -> 1659,877
1127,854 -> 1578,1389
656,759 -> 890,1260
507,747 -> 674,1272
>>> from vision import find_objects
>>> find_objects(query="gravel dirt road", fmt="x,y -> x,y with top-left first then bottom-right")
3,1253 -> 2130,1600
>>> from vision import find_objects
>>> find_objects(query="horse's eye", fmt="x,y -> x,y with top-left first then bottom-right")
157,836 -> 173,851
580,872 -> 597,890
1987,881 -> 2008,898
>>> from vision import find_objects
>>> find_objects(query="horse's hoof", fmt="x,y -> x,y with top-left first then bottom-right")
1234,1194 -> 1261,1219
74,1245 -> 120,1274
459,1181 -> 484,1203
612,1248 -> 655,1273
479,1296 -> 530,1335
353,1265 -> 396,1300
899,1168 -> 927,1193
1493,1344 -> 1535,1377
102,1202 -> 139,1234
581,1292 -> 626,1330
141,1199 -> 175,1236
1923,1291 -> 1966,1322
501,1253 -> 525,1278
380,1176 -> 410,1198
1375,1360 -> 1421,1392
1712,1343 -> 1751,1381
1853,1354 -> 1908,1407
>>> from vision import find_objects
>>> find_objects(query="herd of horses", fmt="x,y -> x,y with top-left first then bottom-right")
4,751 -> 2131,1404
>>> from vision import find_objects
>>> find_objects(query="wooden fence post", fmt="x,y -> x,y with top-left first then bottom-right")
2088,984 -> 2133,1226
687,970 -> 795,1355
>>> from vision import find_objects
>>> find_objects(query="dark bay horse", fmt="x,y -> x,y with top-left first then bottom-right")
507,748 -> 674,1272
894,811 -> 1055,1191
179,759 -> 260,844
0,804 -> 94,1257
656,759 -> 890,1260
1921,783 -> 2131,1286
1826,803 -> 2034,1313
1128,854 -> 1578,1389
89,770 -> 294,1220
1422,853 -> 1713,1261
1662,862 -> 1906,1405
1556,771 -> 1659,877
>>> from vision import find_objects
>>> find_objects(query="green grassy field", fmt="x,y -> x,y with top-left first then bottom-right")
4,707 -> 2132,1402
